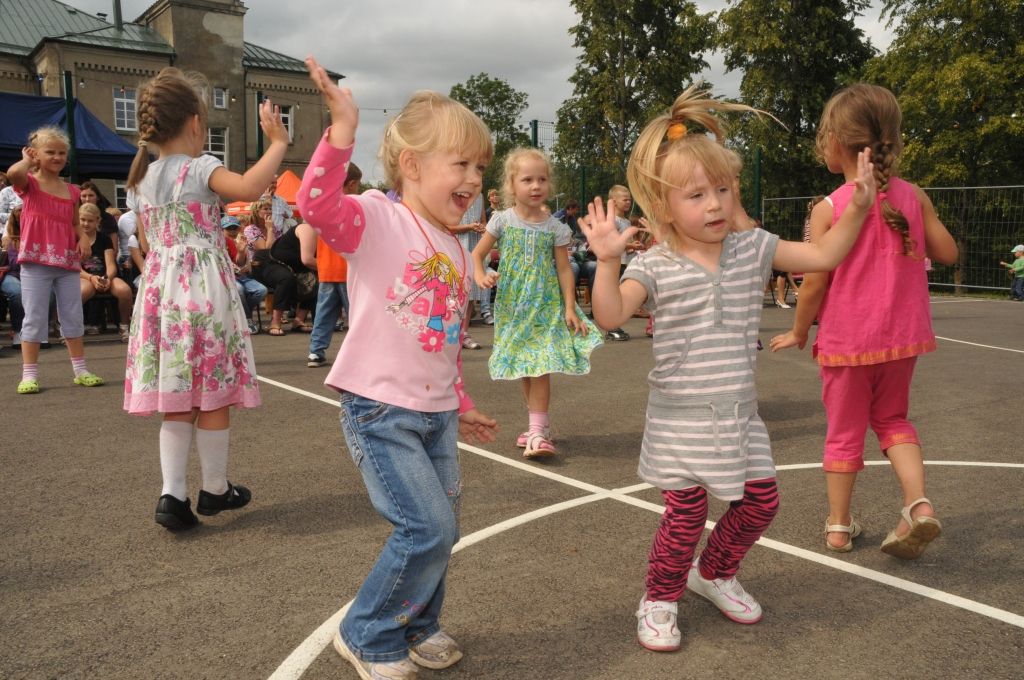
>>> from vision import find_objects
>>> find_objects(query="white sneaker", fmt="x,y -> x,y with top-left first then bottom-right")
636,597 -> 680,651
409,630 -> 463,669
333,632 -> 419,679
687,560 -> 762,624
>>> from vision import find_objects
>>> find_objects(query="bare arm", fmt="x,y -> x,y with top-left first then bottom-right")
207,100 -> 289,202
581,198 -> 649,329
296,222 -> 318,270
6,147 -> 34,190
471,232 -> 499,288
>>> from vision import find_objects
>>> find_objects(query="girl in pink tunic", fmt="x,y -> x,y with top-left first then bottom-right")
7,126 -> 102,394
771,84 -> 959,559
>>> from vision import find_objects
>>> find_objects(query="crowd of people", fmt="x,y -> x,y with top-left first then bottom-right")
2,59 -> 970,680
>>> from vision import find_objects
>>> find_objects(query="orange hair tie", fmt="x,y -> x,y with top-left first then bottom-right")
666,122 -> 687,141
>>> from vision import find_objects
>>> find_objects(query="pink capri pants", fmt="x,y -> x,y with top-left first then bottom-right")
819,356 -> 920,473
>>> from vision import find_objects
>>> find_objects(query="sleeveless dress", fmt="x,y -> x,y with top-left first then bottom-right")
488,211 -> 603,379
123,160 -> 260,415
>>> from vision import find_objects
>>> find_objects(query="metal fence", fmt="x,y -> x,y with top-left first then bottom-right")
761,186 -> 1024,293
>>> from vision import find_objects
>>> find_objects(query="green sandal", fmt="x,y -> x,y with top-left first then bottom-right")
17,378 -> 40,394
72,372 -> 104,387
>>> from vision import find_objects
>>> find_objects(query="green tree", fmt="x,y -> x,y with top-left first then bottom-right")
449,73 -> 532,191
717,0 -> 874,205
867,0 -> 1024,187
553,0 -> 715,205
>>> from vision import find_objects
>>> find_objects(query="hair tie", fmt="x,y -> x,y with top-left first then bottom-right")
138,140 -> 148,149
666,122 -> 687,141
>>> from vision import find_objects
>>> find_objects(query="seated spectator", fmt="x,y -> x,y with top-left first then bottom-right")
79,181 -> 120,259
116,208 -> 146,287
221,215 -> 266,334
1,206 -> 25,347
260,218 -> 318,336
78,203 -> 133,341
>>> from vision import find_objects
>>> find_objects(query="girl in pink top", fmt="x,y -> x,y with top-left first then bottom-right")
771,84 -> 958,559
300,58 -> 497,680
7,126 -> 102,394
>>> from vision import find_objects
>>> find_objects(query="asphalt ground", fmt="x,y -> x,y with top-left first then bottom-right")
1,295 -> 1022,680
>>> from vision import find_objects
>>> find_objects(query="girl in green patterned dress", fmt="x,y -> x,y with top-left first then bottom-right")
472,148 -> 603,459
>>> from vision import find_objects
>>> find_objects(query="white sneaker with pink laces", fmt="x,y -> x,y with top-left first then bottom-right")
686,560 -> 763,624
636,597 -> 680,651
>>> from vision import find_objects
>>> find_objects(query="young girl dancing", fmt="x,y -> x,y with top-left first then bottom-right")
471,148 -> 603,459
300,57 -> 498,680
7,127 -> 102,394
582,86 -> 877,652
122,67 -> 289,530
770,84 -> 958,559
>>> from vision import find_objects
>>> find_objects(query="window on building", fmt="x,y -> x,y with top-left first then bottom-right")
213,88 -> 228,109
113,87 -> 137,131
114,183 -> 129,211
279,105 -> 294,142
205,127 -> 228,166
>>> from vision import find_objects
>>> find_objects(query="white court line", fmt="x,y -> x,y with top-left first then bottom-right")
935,336 -> 1024,354
260,377 -> 1024,679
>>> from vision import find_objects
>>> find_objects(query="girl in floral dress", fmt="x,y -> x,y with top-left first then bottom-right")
122,67 -> 288,530
472,148 -> 603,459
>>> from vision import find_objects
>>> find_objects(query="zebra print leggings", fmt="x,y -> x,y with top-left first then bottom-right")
646,478 -> 779,601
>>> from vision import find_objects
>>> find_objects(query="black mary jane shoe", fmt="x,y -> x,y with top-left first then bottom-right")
196,482 -> 252,516
155,494 -> 200,530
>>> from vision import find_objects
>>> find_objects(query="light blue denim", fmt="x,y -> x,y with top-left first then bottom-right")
309,282 -> 348,358
234,276 -> 267,319
338,391 -> 461,662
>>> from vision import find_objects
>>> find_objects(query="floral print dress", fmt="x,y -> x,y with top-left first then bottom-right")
124,160 -> 260,415
489,220 -> 603,379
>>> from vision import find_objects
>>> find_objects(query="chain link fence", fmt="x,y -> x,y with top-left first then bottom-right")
762,186 -> 1024,294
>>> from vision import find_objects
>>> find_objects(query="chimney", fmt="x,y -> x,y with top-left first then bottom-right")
113,0 -> 123,30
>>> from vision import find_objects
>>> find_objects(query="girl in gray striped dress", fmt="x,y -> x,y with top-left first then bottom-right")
581,86 -> 877,653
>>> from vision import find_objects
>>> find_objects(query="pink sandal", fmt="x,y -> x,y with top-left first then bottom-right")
516,429 -> 551,448
523,432 -> 556,459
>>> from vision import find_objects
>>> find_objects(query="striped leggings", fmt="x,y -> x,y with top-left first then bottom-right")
646,478 -> 779,601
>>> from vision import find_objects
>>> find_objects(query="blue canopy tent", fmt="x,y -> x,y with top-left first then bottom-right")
0,91 -> 137,179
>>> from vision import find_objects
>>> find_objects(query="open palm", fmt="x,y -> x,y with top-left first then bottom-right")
581,197 -> 639,262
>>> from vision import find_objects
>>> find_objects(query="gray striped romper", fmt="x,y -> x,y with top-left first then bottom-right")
623,229 -> 779,501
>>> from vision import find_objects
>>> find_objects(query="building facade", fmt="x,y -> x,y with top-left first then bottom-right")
0,0 -> 340,206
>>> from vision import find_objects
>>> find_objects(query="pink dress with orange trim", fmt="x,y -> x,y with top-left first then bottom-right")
813,177 -> 935,366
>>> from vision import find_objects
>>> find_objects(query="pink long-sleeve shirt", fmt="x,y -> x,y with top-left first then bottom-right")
298,133 -> 475,414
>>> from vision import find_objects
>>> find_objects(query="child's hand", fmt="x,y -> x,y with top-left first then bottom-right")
581,197 -> 639,262
474,268 -> 499,289
850,147 -> 877,211
259,99 -> 289,147
768,329 -> 807,352
459,408 -> 498,444
306,56 -> 358,148
565,308 -> 588,336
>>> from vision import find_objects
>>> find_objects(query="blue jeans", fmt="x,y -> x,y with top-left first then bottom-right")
338,392 -> 461,662
235,276 -> 267,319
1012,276 -> 1023,299
1,274 -> 23,332
309,282 -> 348,357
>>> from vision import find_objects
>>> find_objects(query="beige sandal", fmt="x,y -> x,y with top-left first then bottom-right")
825,518 -> 862,553
880,497 -> 942,560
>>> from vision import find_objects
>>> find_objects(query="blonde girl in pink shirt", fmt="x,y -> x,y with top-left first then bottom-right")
771,84 -> 958,559
7,127 -> 102,394
300,57 -> 498,680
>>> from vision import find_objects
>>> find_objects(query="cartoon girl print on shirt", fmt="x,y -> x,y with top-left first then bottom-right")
386,249 -> 468,352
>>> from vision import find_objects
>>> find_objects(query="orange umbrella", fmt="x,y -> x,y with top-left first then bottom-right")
225,169 -> 302,216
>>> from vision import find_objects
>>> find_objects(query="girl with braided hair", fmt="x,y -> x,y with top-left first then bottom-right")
770,83 -> 958,559
123,67 -> 289,530
583,85 -> 877,652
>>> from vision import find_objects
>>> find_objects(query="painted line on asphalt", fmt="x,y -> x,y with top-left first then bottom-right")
935,336 -> 1024,354
259,380 -> 1024,679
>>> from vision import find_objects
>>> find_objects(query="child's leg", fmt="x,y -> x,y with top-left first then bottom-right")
523,375 -> 552,437
18,264 -> 53,380
196,407 -> 231,495
886,442 -> 935,533
339,394 -> 459,662
646,486 -> 708,601
825,472 -> 859,548
698,478 -> 779,579
161,411 -> 197,500
820,365 -> 871,546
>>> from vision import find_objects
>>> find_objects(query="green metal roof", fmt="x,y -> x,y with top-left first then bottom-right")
243,42 -> 343,80
0,0 -> 174,57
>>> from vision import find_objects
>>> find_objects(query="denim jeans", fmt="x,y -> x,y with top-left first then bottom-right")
309,282 -> 348,357
338,392 -> 461,662
1,273 -> 23,332
1012,276 -> 1023,299
235,276 -> 267,319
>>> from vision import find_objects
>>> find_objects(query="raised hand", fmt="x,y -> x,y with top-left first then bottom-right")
850,147 -> 877,211
581,197 -> 640,262
305,56 -> 358,148
258,99 -> 289,147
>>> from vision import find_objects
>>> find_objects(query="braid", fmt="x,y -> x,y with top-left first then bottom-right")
873,141 -> 916,257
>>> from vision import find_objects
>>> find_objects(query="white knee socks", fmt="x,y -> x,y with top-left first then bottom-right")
196,428 -> 230,496
159,420 -> 195,501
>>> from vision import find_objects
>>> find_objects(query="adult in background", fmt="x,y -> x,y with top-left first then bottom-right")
264,174 -> 293,237
79,181 -> 120,259
262,217 -> 317,335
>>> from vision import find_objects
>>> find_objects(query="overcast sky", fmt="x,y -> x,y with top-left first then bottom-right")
71,1 -> 893,184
